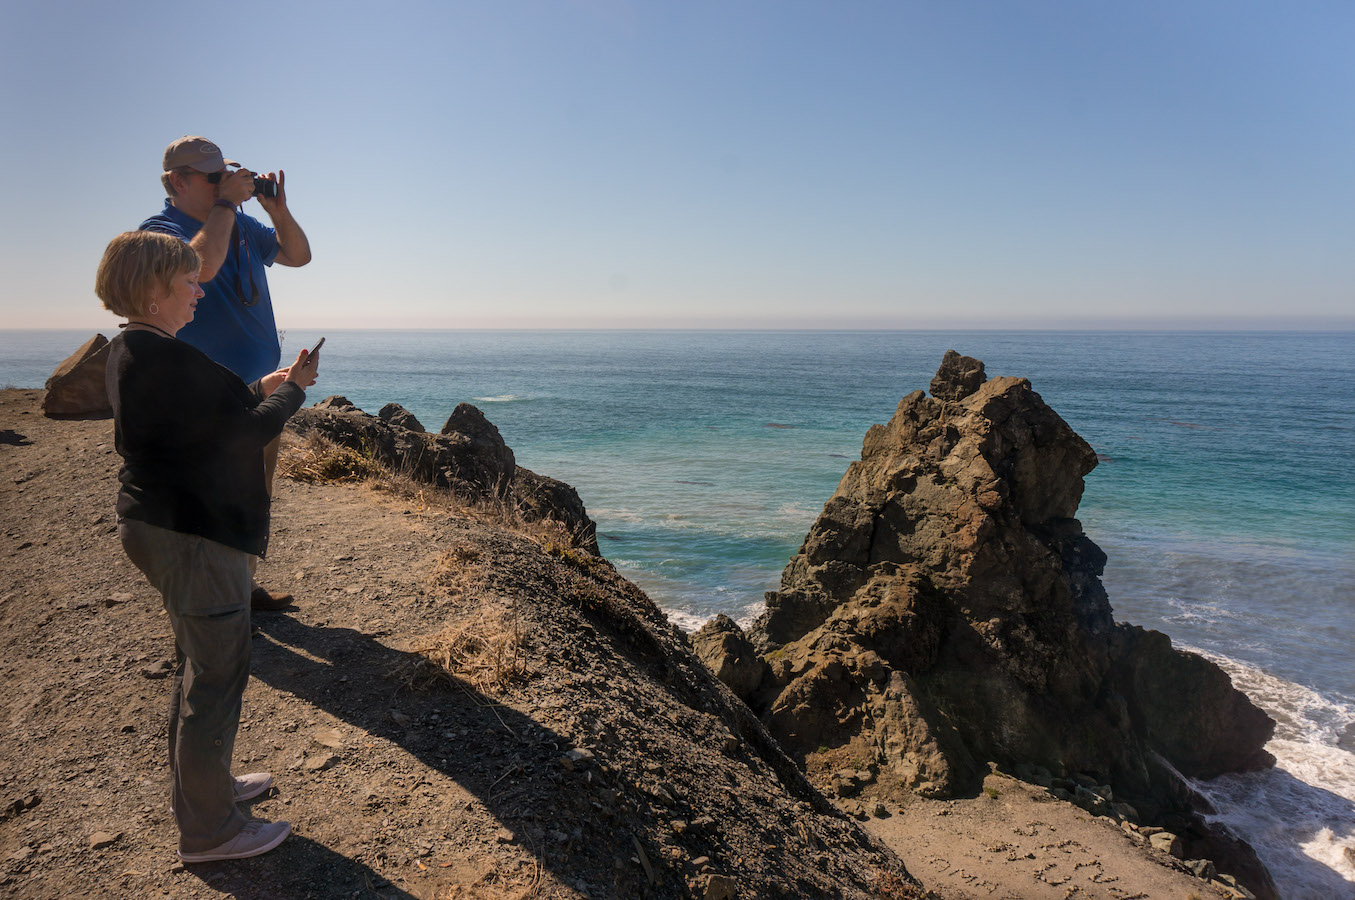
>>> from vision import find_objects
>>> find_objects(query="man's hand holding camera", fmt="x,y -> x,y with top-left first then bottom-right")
218,167 -> 255,208
249,168 -> 310,267
254,170 -> 285,210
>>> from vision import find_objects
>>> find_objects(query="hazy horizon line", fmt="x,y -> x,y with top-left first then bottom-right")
6,323 -> 1353,334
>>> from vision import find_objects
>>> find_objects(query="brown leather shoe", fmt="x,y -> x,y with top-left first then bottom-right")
250,587 -> 295,611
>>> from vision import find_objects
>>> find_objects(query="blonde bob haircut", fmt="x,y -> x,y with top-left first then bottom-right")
95,231 -> 201,318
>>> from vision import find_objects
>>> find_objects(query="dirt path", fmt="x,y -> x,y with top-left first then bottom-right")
1,389 -> 569,898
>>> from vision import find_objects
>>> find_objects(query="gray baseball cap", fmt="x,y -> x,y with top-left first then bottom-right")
162,136 -> 238,172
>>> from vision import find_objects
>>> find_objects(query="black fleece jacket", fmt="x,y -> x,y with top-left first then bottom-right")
106,330 -> 305,557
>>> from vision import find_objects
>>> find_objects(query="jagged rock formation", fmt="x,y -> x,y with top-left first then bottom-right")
738,351 -> 1273,799
709,351 -> 1278,894
291,398 -> 599,554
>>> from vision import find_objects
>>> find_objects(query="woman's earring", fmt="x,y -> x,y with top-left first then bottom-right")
149,302 -> 159,316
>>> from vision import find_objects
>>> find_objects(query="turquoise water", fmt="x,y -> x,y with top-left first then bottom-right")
6,328 -> 1354,894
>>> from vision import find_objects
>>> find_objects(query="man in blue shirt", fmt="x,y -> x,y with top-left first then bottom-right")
141,136 -> 313,611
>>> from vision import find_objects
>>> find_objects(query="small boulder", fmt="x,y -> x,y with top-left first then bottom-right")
2,793 -> 40,821
303,752 -> 338,772
1074,786 -> 1111,816
140,660 -> 173,679
832,770 -> 861,798
1188,858 -> 1217,880
1015,763 -> 1053,787
43,335 -> 112,419
561,748 -> 594,771
692,615 -> 767,701
88,831 -> 120,850
703,874 -> 738,900
1150,831 -> 1183,858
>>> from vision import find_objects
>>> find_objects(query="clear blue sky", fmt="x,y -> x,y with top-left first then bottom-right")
2,1 -> 1351,329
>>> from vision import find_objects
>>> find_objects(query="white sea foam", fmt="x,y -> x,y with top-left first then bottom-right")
661,596 -> 768,634
774,501 -> 822,521
590,507 -> 645,523
471,394 -> 523,402
664,608 -> 711,633
1190,648 -> 1355,745
1187,654 -> 1355,897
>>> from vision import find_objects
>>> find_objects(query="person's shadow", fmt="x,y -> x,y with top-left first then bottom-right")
180,614 -> 603,898
183,833 -> 418,899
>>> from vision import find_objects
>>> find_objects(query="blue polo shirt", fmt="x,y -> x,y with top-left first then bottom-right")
140,200 -> 281,383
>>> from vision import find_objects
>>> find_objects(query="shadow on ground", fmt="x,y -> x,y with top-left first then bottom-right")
235,614 -> 597,897
181,833 -> 418,899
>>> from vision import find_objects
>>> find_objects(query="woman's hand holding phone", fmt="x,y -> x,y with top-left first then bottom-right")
284,338 -> 323,388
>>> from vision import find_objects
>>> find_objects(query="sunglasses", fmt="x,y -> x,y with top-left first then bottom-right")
204,170 -> 227,184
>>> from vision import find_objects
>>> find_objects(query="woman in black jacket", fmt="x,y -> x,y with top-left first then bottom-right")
97,231 -> 318,863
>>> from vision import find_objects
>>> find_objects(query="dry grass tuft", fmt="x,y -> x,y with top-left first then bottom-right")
279,433 -> 386,484
428,543 -> 486,598
406,600 -> 528,695
439,857 -> 544,899
282,434 -> 588,550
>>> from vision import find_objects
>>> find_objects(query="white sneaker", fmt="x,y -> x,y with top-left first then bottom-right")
233,772 -> 275,802
177,819 -> 291,863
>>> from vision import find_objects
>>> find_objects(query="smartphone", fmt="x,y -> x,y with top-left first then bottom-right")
309,337 -> 325,356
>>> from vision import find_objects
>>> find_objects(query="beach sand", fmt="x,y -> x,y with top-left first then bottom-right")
863,771 -> 1234,898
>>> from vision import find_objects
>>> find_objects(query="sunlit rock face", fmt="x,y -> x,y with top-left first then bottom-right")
737,351 -> 1273,801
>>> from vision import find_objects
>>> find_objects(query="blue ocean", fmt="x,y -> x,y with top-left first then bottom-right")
5,329 -> 1353,897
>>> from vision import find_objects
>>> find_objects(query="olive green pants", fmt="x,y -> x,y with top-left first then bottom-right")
119,519 -> 251,853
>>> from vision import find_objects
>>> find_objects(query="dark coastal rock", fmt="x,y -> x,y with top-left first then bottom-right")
437,403 -> 517,495
378,402 -> 425,433
746,353 -> 1275,890
1109,624 -> 1275,778
312,395 -> 357,411
691,615 -> 768,701
290,399 -> 598,554
513,466 -> 599,553
42,335 -> 112,419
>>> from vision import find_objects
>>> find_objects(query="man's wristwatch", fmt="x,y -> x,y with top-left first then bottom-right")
214,198 -> 235,210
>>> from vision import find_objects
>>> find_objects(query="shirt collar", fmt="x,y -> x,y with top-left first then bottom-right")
163,197 -> 205,228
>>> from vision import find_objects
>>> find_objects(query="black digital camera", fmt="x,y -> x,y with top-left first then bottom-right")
252,176 -> 279,199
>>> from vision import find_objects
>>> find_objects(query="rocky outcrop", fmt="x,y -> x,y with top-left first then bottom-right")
378,402 -> 425,433
42,334 -> 112,419
927,349 -> 985,401
290,398 -> 598,553
735,351 -> 1273,805
691,615 -> 767,699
